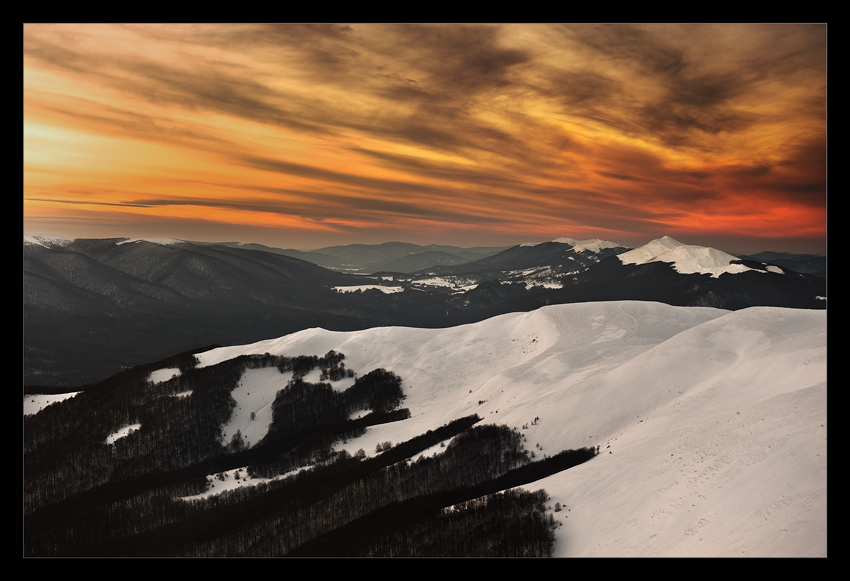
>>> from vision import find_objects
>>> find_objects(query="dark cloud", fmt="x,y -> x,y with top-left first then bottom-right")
381,24 -> 531,93
559,24 -> 687,76
686,171 -> 713,181
234,154 -> 440,197
770,181 -> 827,196
26,197 -> 151,208
550,24 -> 824,149
728,164 -> 772,178
597,172 -> 645,183
125,190 -> 508,227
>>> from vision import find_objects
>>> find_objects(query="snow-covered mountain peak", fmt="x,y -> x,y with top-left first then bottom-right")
24,233 -> 72,248
618,236 -> 751,278
520,237 -> 624,253
552,237 -> 624,253
115,237 -> 184,246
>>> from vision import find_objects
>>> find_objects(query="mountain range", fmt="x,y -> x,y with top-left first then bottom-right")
737,251 -> 826,279
24,234 -> 825,389
209,240 -> 513,274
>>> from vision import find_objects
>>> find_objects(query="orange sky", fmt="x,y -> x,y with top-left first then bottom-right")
23,24 -> 827,254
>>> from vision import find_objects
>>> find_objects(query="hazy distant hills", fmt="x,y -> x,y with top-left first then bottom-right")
24,237 -> 372,386
737,251 -> 826,279
211,240 -> 512,274
24,235 -> 825,388
402,239 -> 629,281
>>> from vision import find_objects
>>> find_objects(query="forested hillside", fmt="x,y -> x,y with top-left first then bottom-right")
24,347 -> 596,556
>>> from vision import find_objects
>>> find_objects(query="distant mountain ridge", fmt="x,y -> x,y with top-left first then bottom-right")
24,234 -> 825,388
412,237 -> 628,279
210,240 -> 512,274
736,251 -> 826,279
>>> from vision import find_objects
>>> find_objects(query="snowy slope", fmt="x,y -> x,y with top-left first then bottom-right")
24,233 -> 72,248
552,237 -> 624,253
24,392 -> 80,416
618,236 -> 755,278
185,301 -> 825,557
521,237 -> 623,253
115,237 -> 184,246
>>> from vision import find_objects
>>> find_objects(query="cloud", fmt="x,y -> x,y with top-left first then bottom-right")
24,24 -> 826,249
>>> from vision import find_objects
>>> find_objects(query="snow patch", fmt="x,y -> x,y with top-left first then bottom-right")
116,237 -> 183,246
24,233 -> 72,247
524,280 -> 562,290
220,367 -> 290,449
106,424 -> 141,444
412,276 -> 478,292
24,392 -> 80,416
552,237 -> 623,253
333,285 -> 404,294
148,367 -> 181,384
180,466 -> 300,501
521,237 -> 623,252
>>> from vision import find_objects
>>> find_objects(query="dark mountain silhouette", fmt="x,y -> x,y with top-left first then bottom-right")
24,235 -> 825,388
737,251 -> 826,278
24,238 -> 375,386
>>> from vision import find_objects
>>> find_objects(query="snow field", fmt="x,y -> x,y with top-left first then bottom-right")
180,300 -> 824,556
24,392 -> 81,416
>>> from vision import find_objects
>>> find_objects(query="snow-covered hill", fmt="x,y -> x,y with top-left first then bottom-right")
521,237 -> 624,253
552,237 -> 624,254
24,233 -> 73,248
617,236 -> 766,278
181,300 -> 826,557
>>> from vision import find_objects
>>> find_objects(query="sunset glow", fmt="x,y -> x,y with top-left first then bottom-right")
23,23 -> 826,254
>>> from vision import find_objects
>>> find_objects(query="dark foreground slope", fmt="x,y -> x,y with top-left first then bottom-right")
24,348 -> 596,556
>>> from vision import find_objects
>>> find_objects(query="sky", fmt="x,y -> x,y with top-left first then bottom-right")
23,24 -> 827,255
